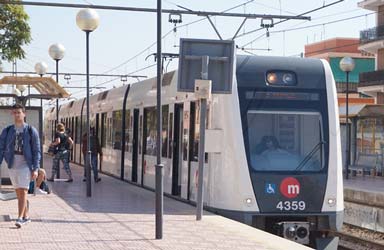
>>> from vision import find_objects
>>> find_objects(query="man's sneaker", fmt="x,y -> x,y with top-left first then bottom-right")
47,178 -> 54,182
65,179 -> 73,183
35,188 -> 48,195
95,178 -> 101,183
15,218 -> 24,228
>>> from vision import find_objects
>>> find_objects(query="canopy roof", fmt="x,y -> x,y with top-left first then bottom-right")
339,104 -> 384,119
0,76 -> 70,99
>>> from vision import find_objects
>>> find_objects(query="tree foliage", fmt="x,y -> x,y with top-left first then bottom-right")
0,3 -> 31,64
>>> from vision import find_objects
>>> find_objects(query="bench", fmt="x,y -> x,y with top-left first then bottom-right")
349,153 -> 380,176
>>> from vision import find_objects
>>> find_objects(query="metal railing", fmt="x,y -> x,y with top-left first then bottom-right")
359,70 -> 384,87
360,24 -> 384,44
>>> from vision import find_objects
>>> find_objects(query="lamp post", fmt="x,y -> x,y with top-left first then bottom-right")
35,61 -> 48,170
35,61 -> 48,110
49,43 -> 65,125
35,62 -> 48,77
16,84 -> 26,96
340,56 -> 355,180
76,8 -> 100,197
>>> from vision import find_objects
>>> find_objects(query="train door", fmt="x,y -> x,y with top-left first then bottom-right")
71,117 -> 75,161
75,116 -> 79,164
187,102 -> 197,200
141,109 -> 148,187
51,120 -> 55,141
172,104 -> 183,196
132,109 -> 139,183
100,112 -> 107,172
95,113 -> 100,170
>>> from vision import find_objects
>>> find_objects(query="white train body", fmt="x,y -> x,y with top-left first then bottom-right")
45,55 -> 343,248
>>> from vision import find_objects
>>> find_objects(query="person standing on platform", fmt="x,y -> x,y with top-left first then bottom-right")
0,104 -> 41,228
82,127 -> 102,182
47,123 -> 73,182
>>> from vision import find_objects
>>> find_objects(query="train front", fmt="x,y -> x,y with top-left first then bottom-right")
236,55 -> 343,248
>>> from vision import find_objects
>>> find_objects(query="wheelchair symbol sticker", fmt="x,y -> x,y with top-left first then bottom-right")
265,183 -> 276,194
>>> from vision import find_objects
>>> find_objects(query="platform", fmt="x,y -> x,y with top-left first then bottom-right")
344,176 -> 384,233
0,156 -> 312,250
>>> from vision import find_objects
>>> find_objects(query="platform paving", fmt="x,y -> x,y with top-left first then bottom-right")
0,156 -> 312,250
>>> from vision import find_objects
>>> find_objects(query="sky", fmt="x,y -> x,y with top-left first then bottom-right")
0,0 -> 377,105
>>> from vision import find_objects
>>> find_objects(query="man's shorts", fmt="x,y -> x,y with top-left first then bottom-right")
8,167 -> 31,189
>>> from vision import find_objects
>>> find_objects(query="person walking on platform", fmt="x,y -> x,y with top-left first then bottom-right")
0,104 -> 41,228
47,123 -> 73,182
82,127 -> 102,182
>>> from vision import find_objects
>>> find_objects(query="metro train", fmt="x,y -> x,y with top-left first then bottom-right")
44,55 -> 343,249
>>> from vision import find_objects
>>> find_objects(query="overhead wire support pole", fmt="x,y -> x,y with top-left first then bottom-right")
196,56 -> 209,221
206,16 -> 223,40
1,1 -> 311,21
155,0 -> 164,240
232,18 -> 248,40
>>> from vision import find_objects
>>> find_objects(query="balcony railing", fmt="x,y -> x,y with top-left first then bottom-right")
359,70 -> 384,87
360,25 -> 384,44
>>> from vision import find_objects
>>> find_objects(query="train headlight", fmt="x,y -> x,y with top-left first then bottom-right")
266,72 -> 278,84
266,70 -> 297,86
282,73 -> 294,84
327,198 -> 336,207
285,226 -> 296,239
296,227 -> 308,239
244,198 -> 253,206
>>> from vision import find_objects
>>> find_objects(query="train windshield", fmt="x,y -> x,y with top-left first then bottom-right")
247,110 -> 325,172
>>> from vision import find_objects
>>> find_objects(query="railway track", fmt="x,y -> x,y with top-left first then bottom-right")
330,224 -> 384,250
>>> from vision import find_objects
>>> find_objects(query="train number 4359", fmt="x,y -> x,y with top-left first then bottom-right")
276,201 -> 306,211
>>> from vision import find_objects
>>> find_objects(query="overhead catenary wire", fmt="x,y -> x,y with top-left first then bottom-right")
101,0 -> 256,75
239,8 -> 376,50
69,63 -> 157,97
65,9 -> 375,95
67,0 -> 257,90
238,0 -> 345,47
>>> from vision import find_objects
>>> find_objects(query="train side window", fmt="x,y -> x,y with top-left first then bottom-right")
162,105 -> 169,158
182,109 -> 190,161
106,117 -> 113,148
144,107 -> 157,156
75,117 -> 80,144
169,113 -> 173,159
127,111 -> 131,152
139,114 -> 142,154
192,101 -> 210,163
51,120 -> 55,141
81,115 -> 86,140
112,110 -> 123,150
101,113 -> 107,147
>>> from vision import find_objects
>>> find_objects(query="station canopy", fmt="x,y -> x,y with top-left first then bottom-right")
339,104 -> 384,119
0,76 -> 70,99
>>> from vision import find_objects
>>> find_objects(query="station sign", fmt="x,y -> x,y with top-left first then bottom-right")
177,38 -> 235,94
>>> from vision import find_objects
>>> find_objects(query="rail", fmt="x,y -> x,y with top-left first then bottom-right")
332,224 -> 384,250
